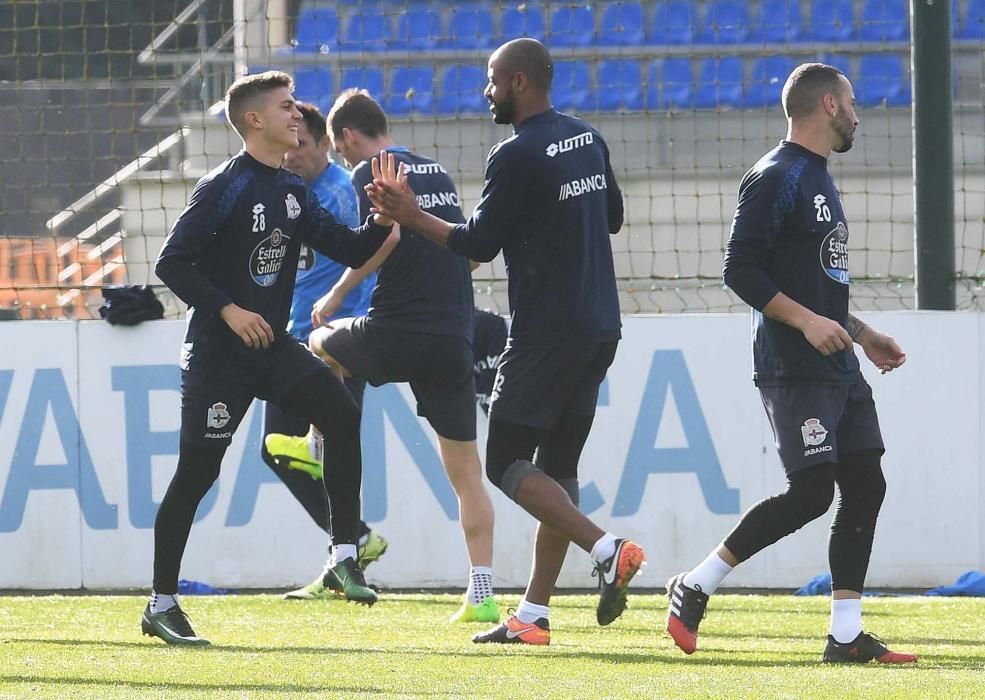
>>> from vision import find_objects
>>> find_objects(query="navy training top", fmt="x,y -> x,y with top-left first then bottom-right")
156,150 -> 392,371
446,109 -> 624,348
723,141 -> 862,386
352,146 -> 473,339
288,160 -> 376,342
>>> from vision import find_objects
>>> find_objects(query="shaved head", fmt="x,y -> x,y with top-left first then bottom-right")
491,38 -> 553,92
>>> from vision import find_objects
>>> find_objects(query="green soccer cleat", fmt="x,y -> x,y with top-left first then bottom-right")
141,603 -> 210,646
282,576 -> 334,600
358,530 -> 389,570
264,432 -> 322,479
449,596 -> 501,624
326,558 -> 378,606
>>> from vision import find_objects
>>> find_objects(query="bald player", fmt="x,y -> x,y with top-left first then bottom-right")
366,39 -> 645,645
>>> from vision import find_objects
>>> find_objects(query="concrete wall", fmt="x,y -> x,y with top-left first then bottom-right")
1,312 -> 982,590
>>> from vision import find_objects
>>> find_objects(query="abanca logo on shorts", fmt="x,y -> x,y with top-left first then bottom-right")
250,228 -> 290,287
801,418 -> 832,456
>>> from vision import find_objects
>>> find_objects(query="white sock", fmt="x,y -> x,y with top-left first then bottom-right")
466,566 -> 495,606
150,590 -> 178,614
590,533 -> 618,565
830,598 -> 863,643
516,598 -> 549,623
333,544 -> 357,564
683,550 -> 734,595
307,427 -> 324,463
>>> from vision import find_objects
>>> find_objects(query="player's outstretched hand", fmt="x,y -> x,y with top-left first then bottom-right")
366,150 -> 419,225
859,330 -> 906,374
800,313 -> 854,356
220,303 -> 274,349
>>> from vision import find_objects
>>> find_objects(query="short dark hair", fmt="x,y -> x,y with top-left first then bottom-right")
225,70 -> 294,137
781,63 -> 847,119
496,38 -> 553,91
296,101 -> 327,142
326,89 -> 388,140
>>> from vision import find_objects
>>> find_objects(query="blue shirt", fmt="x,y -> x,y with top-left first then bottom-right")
352,146 -> 474,339
446,109 -> 624,348
723,141 -> 861,386
156,150 -> 392,372
288,161 -> 376,341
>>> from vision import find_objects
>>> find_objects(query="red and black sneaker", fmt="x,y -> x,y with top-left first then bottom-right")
823,632 -> 918,664
666,572 -> 709,655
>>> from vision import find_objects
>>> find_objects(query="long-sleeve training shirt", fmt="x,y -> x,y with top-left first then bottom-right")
156,150 -> 391,371
723,141 -> 861,386
446,109 -> 624,348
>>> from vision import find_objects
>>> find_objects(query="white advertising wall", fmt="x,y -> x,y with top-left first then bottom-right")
0,313 -> 982,590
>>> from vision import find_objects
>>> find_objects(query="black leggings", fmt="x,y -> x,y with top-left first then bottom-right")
723,449 -> 886,593
153,369 -> 364,594
260,378 -> 368,535
486,413 -> 594,491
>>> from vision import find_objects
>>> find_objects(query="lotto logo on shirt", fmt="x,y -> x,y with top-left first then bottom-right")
250,227 -> 290,287
819,221 -> 850,284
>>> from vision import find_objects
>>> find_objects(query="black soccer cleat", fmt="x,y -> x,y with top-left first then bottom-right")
666,572 -> 709,655
823,631 -> 917,664
593,538 -> 646,626
141,603 -> 210,646
325,557 -> 378,606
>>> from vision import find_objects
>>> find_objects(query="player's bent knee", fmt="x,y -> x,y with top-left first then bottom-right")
487,458 -> 538,501
788,470 -> 836,523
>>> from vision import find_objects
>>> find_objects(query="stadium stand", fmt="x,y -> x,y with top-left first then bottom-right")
276,1 -> 931,116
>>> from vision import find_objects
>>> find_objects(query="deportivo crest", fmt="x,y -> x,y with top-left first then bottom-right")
820,221 -> 850,285
285,192 -> 301,219
801,418 -> 828,447
207,401 -> 230,429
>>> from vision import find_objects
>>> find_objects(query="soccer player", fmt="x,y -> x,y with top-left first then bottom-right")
260,101 -> 390,600
664,63 -> 916,664
365,38 -> 645,645
142,71 -> 393,646
267,89 -> 501,624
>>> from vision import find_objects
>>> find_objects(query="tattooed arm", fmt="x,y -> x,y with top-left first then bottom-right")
847,313 -> 907,374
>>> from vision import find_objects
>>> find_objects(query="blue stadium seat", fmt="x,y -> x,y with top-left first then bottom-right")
501,3 -> 546,41
822,54 -> 853,82
810,0 -> 856,41
292,69 -> 334,111
699,0 -> 749,44
552,61 -> 593,112
693,56 -> 744,109
549,4 -> 595,47
339,6 -> 390,52
340,67 -> 385,102
391,6 -> 443,50
448,5 -> 495,49
599,2 -> 646,46
855,53 -> 910,107
647,58 -> 693,111
387,66 -> 435,114
295,7 -> 339,50
743,56 -> 795,108
648,0 -> 697,44
438,65 -> 487,114
597,59 -> 644,111
860,0 -> 909,41
959,0 -> 985,37
749,0 -> 803,42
